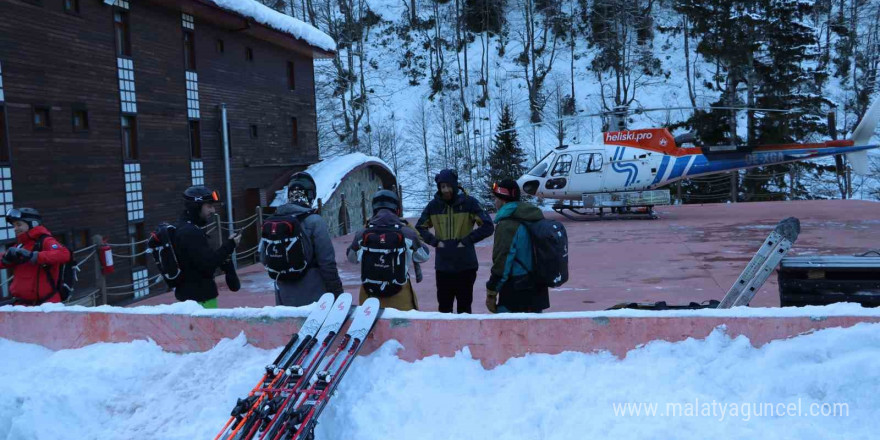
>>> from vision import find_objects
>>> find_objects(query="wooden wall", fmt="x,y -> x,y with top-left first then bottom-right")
0,0 -> 322,301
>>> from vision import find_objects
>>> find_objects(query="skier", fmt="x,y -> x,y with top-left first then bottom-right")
173,186 -> 240,308
485,180 -> 550,313
416,169 -> 494,313
0,208 -> 71,305
268,172 -> 344,306
347,189 -> 429,311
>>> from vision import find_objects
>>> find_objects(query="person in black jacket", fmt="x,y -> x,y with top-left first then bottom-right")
173,186 -> 241,308
416,170 -> 494,313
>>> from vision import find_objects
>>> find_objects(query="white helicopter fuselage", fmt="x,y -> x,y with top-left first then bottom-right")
517,132 -> 878,201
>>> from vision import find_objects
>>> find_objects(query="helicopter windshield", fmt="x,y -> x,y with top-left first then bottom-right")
527,151 -> 555,177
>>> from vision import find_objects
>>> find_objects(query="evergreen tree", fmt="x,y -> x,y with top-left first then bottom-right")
485,105 -> 528,202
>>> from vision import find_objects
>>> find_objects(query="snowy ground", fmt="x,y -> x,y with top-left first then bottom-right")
2,323 -> 879,439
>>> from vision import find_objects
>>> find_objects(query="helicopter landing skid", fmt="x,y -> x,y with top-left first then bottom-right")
552,204 -> 659,221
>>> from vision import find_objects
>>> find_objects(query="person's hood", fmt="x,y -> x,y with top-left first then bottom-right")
276,203 -> 315,217
494,201 -> 543,223
18,225 -> 53,244
433,186 -> 467,206
368,209 -> 406,227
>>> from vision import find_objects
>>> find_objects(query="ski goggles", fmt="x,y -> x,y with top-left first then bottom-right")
192,191 -> 221,203
492,182 -> 515,198
5,208 -> 22,221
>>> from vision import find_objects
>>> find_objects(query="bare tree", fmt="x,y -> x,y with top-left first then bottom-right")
515,0 -> 560,123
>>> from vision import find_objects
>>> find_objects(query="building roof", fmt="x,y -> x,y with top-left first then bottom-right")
271,153 -> 395,208
203,0 -> 335,53
147,0 -> 336,58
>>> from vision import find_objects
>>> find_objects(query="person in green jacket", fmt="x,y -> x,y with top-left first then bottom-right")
485,179 -> 550,313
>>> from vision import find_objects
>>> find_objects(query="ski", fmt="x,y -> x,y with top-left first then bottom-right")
269,297 -> 381,440
216,292 -> 336,440
216,292 -> 348,440
247,293 -> 354,440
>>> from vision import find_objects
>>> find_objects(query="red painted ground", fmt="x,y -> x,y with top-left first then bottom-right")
136,200 -> 880,312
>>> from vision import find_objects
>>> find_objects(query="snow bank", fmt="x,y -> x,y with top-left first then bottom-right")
3,324 -> 879,439
270,153 -> 394,208
207,0 -> 336,52
3,300 -> 880,320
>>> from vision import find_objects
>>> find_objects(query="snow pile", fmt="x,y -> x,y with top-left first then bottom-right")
207,0 -> 335,52
2,324 -> 879,439
270,153 -> 394,208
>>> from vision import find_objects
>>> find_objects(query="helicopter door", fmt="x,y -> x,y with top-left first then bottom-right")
570,151 -> 605,195
544,153 -> 572,197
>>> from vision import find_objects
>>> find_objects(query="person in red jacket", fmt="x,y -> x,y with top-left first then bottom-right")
0,208 -> 71,305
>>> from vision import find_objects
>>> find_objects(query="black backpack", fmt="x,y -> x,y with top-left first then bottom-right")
148,223 -> 182,288
34,235 -> 79,303
360,224 -> 409,297
521,219 -> 569,288
260,214 -> 312,281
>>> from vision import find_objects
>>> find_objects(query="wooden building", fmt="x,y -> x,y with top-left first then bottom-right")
0,0 -> 334,302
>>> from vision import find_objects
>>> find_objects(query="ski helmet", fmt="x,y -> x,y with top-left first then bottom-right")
5,207 -> 42,228
371,189 -> 400,215
287,172 -> 317,207
183,185 -> 221,215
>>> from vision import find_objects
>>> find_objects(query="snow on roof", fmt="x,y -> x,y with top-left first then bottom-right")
271,153 -> 394,208
206,0 -> 336,52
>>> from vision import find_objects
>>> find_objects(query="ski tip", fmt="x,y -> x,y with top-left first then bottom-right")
315,292 -> 336,310
357,297 -> 382,320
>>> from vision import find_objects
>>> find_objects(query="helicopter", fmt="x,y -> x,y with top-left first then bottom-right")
516,99 -> 880,220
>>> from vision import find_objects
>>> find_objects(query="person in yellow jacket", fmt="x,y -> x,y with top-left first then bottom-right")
347,190 -> 429,311
416,169 -> 494,313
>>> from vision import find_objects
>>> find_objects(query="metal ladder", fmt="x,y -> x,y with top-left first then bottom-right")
717,217 -> 801,308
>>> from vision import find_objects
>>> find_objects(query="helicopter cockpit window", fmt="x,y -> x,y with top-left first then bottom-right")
589,153 -> 603,171
575,153 -> 603,173
527,151 -> 554,177
551,154 -> 572,177
527,162 -> 549,177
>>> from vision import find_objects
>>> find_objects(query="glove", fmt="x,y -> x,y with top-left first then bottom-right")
486,290 -> 498,314
4,247 -> 35,265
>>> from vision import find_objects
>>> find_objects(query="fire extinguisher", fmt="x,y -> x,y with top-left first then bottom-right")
99,240 -> 114,275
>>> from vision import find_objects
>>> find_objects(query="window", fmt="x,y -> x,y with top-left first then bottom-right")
129,222 -> 147,267
0,106 -> 8,163
64,0 -> 79,14
287,61 -> 295,90
121,115 -> 138,160
245,47 -> 253,61
33,106 -> 51,130
70,229 -> 90,251
215,39 -> 224,53
250,124 -> 258,139
575,153 -> 603,173
550,154 -> 572,177
589,153 -> 603,171
114,11 -> 132,57
291,117 -> 298,147
189,120 -> 201,158
183,31 -> 196,71
72,108 -> 89,131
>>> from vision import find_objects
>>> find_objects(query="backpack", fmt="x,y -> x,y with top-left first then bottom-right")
148,223 -> 182,288
520,219 -> 569,288
260,214 -> 312,281
34,235 -> 79,303
359,224 -> 409,297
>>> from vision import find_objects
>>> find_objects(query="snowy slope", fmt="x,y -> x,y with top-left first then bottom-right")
313,0 -> 880,207
3,324 -> 880,439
